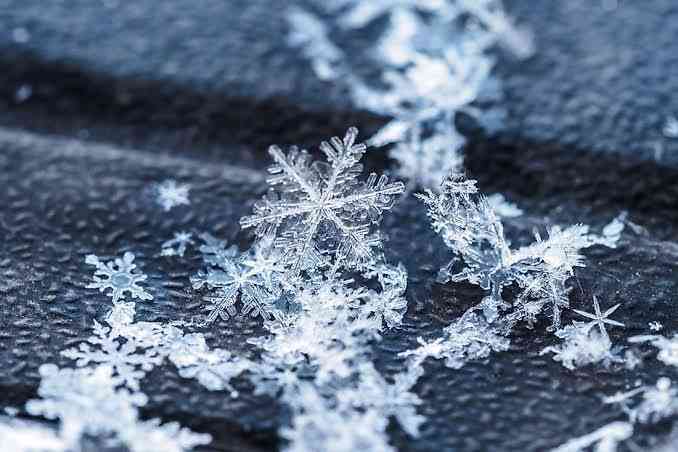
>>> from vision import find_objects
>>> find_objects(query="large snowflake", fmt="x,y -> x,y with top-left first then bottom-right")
240,127 -> 404,273
85,252 -> 153,303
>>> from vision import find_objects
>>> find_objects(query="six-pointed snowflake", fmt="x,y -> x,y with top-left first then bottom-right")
156,180 -> 191,212
86,252 -> 153,302
61,320 -> 163,390
240,127 -> 404,273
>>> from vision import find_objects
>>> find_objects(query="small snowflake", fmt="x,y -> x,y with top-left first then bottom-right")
61,320 -> 163,390
572,296 -> 624,342
161,231 -> 195,257
167,333 -> 250,397
649,321 -> 663,332
240,127 -> 404,273
85,252 -> 153,303
541,323 -> 622,370
155,180 -> 190,212
192,233 -> 285,324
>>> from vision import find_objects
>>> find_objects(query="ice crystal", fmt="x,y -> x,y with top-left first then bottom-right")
649,321 -> 664,332
485,193 -> 523,218
0,417 -> 68,452
286,7 -> 344,81
663,115 -> 678,139
191,233 -> 285,324
399,311 -> 509,369
629,334 -> 678,367
167,333 -> 251,396
85,252 -> 153,303
161,231 -> 195,257
417,173 -> 602,331
26,364 -> 148,446
240,127 -> 404,273
288,0 -> 533,190
25,363 -> 210,451
605,378 -> 678,425
61,320 -> 163,390
156,179 -> 190,212
550,421 -> 633,452
282,385 -> 395,452
541,323 -> 623,370
572,297 -> 624,342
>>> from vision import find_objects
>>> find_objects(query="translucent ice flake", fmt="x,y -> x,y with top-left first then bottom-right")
85,252 -> 153,303
61,320 -> 163,391
191,233 -> 286,324
161,231 -> 195,257
418,173 -> 606,332
240,128 -> 404,273
155,179 -> 190,212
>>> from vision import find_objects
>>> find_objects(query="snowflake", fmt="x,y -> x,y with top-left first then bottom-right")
161,231 -> 195,257
485,193 -> 523,218
0,417 -> 68,452
120,418 -> 212,452
155,180 -> 190,212
399,311 -> 509,369
571,296 -> 624,342
541,323 -> 623,370
286,7 -> 344,81
551,421 -> 633,452
649,321 -> 664,332
191,233 -> 285,324
629,334 -> 678,367
605,378 -> 678,425
282,384 -> 395,452
336,363 -> 425,437
663,115 -> 678,138
240,127 -> 404,273
167,333 -> 251,397
85,252 -> 153,303
25,364 -> 148,446
418,173 -> 602,331
354,263 -> 408,330
61,320 -> 163,390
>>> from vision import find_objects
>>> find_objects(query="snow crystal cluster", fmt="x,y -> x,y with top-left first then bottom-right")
286,0 -> 534,190
403,172 -> 625,374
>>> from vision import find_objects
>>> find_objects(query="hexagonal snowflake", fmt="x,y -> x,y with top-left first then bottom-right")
85,252 -> 153,303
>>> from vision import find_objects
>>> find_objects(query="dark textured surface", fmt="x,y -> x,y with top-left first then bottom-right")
0,0 -> 678,451
0,127 -> 676,452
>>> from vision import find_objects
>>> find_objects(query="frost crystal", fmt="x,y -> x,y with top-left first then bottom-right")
156,179 -> 191,212
629,334 -> 678,367
541,324 -> 623,371
0,417 -> 67,452
605,378 -> 678,425
550,421 -> 633,452
286,7 -> 344,81
399,311 -> 509,369
61,320 -> 163,390
161,231 -> 195,257
85,252 -> 153,303
417,173 -> 602,332
485,193 -> 523,218
240,127 -> 404,273
191,233 -> 285,324
288,1 -> 534,190
663,115 -> 678,139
